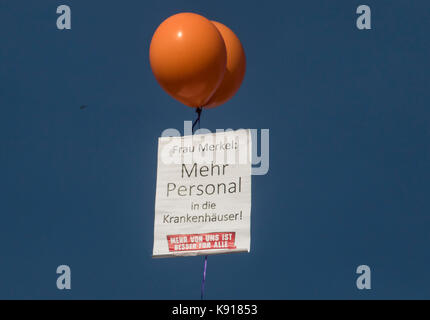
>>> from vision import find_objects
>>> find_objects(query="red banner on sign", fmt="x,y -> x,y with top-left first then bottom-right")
167,232 -> 236,252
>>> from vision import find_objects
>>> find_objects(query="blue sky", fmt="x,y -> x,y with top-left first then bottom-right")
0,0 -> 429,299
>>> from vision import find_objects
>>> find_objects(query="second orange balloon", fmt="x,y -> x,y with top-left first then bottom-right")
204,21 -> 246,109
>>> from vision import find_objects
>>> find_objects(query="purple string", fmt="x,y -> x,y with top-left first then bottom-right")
192,107 -> 206,300
201,255 -> 208,300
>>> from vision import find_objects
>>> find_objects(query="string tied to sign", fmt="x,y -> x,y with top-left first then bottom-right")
191,106 -> 208,300
201,255 -> 208,300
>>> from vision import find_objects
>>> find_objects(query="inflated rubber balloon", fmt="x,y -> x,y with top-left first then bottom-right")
149,13 -> 227,108
204,21 -> 246,109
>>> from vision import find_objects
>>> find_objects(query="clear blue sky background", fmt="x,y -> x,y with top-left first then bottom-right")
1,0 -> 429,299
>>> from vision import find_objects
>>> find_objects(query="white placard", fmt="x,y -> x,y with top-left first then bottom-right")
153,129 -> 252,258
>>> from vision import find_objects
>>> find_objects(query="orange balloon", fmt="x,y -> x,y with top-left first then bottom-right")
204,21 -> 246,109
149,13 -> 227,108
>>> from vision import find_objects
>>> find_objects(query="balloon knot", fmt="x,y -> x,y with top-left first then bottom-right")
192,107 -> 203,133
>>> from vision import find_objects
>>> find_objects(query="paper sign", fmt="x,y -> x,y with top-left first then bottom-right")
153,129 -> 252,258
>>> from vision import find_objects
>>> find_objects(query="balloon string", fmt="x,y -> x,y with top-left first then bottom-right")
192,107 -> 206,300
192,107 -> 203,133
201,255 -> 208,300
